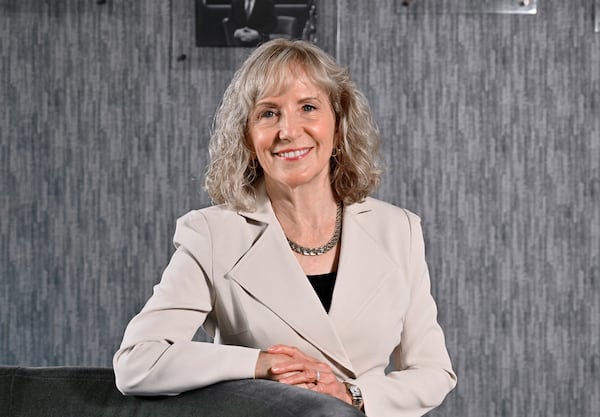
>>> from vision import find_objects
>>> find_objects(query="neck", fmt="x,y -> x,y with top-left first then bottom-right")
264,179 -> 342,272
265,181 -> 338,228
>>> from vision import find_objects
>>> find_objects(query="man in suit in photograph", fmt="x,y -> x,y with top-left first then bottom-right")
229,0 -> 277,45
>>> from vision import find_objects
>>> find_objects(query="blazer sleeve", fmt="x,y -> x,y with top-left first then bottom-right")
352,212 -> 457,417
112,211 -> 260,395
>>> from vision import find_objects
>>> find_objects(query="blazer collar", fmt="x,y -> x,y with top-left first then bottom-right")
237,180 -> 378,225
231,185 -> 397,376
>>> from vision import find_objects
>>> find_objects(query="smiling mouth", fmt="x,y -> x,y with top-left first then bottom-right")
274,148 -> 311,160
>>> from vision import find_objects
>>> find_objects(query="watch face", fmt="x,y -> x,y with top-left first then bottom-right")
349,385 -> 361,397
344,381 -> 363,408
347,383 -> 364,409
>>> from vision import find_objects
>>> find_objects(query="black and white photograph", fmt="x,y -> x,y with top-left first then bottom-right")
196,0 -> 316,47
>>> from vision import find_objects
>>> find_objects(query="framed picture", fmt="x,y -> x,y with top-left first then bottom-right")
396,0 -> 537,14
195,0 -> 317,47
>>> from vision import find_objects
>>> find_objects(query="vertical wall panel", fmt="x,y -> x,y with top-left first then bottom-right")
0,0 -> 181,365
336,1 -> 599,416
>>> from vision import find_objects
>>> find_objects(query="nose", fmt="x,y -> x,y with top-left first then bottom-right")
277,112 -> 303,141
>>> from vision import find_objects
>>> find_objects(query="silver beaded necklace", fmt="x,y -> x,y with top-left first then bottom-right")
286,203 -> 343,256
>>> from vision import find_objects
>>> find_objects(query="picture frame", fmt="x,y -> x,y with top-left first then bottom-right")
396,0 -> 537,15
195,0 -> 317,47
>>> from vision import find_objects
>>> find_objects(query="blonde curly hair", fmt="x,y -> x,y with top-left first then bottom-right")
205,39 -> 381,211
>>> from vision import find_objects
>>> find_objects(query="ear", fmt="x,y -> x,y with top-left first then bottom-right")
333,128 -> 343,150
247,142 -> 257,158
243,130 -> 256,154
247,148 -> 260,168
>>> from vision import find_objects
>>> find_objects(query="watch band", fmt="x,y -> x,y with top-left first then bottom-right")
344,381 -> 364,410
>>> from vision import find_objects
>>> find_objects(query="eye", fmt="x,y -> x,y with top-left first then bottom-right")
302,104 -> 316,112
258,110 -> 277,119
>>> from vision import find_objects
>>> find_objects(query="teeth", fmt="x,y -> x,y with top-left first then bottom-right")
278,149 -> 308,158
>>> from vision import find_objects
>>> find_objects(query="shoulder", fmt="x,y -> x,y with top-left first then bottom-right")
348,196 -> 421,229
173,205 -> 265,257
346,197 -> 425,258
345,198 -> 428,281
177,205 -> 242,227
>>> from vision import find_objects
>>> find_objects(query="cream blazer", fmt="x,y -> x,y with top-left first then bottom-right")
114,188 -> 457,417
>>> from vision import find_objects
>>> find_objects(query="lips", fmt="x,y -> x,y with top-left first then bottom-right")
274,148 -> 311,159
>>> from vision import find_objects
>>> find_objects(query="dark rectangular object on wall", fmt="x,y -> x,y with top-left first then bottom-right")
196,0 -> 316,47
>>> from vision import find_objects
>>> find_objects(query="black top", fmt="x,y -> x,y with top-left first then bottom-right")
306,271 -> 337,313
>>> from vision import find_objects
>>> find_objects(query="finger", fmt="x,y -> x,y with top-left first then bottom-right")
278,369 -> 319,386
271,362 -> 313,379
280,367 -> 321,384
268,345 -> 318,362
267,345 -> 310,357
310,383 -> 325,393
270,361 -> 307,375
291,382 -> 314,390
309,379 -> 338,397
268,370 -> 300,381
267,345 -> 300,355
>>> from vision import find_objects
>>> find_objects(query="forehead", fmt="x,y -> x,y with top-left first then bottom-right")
254,64 -> 329,102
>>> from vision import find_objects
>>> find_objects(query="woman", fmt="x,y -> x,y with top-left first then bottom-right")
114,39 -> 457,416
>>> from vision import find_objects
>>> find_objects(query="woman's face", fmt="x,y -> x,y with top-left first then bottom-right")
247,70 -> 337,193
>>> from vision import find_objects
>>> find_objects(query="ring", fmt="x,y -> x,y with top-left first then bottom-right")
315,370 -> 320,383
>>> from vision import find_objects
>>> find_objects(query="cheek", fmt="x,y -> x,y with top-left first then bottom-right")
246,132 -> 261,154
316,123 -> 337,148
248,127 -> 271,151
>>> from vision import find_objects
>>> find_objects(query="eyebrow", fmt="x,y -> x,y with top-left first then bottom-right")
253,100 -> 277,108
298,96 -> 322,103
254,95 -> 324,107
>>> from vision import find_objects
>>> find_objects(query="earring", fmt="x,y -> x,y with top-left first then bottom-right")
331,147 -> 339,158
246,158 -> 258,182
246,158 -> 262,183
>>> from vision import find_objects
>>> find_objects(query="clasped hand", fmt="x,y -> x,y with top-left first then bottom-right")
255,344 -> 351,404
233,27 -> 260,43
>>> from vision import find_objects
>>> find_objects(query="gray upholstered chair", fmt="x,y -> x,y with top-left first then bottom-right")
269,15 -> 297,40
0,366 -> 364,417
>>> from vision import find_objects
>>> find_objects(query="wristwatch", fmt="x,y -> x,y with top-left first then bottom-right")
344,381 -> 364,410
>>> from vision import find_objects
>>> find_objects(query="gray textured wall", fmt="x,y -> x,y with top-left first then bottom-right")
1,0 -> 598,416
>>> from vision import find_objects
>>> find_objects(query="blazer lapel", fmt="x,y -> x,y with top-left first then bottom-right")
227,189 -> 355,373
329,200 -> 399,331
